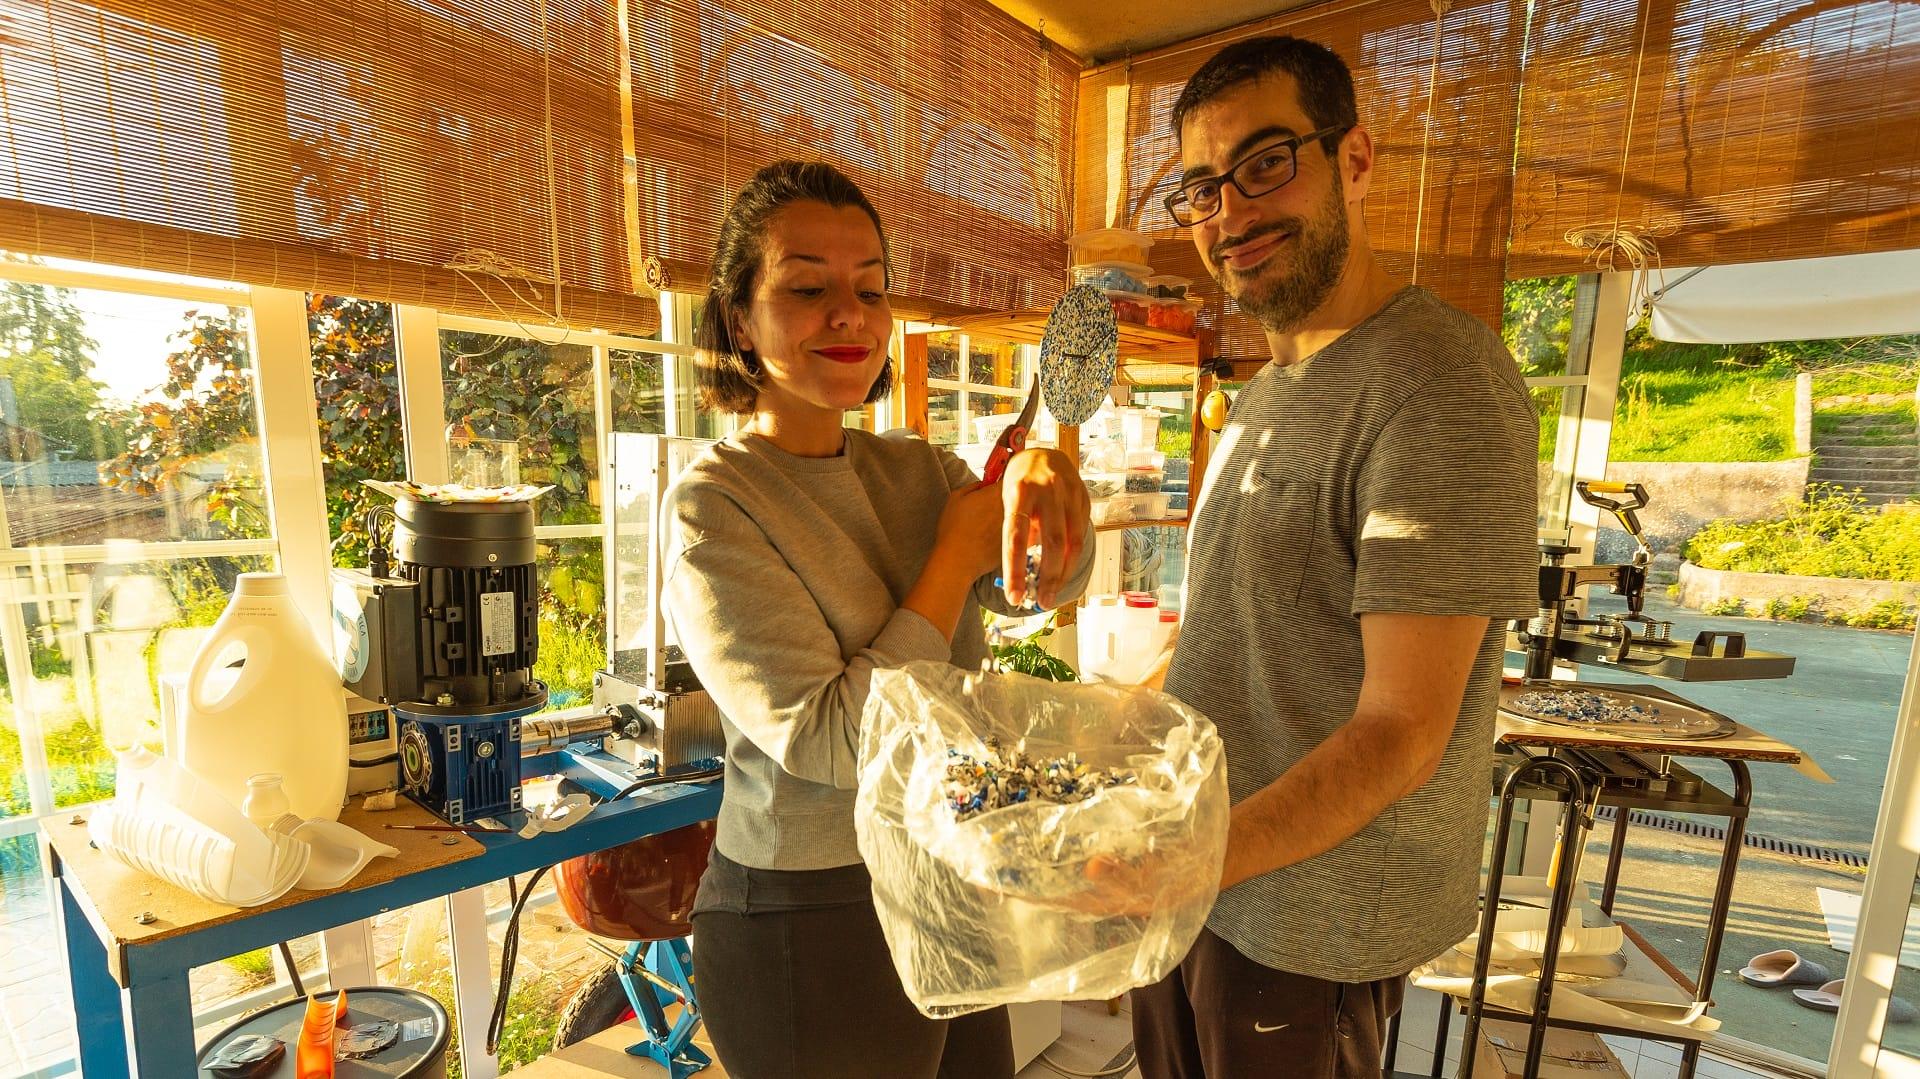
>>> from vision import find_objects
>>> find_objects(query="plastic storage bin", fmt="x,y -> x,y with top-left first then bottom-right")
1146,297 -> 1201,335
1145,274 -> 1191,299
970,411 -> 1022,447
1126,465 -> 1165,494
1082,471 -> 1127,500
1106,291 -> 1152,326
1131,492 -> 1172,520
1091,496 -> 1132,526
1071,262 -> 1154,294
1070,228 -> 1153,266
1116,408 -> 1164,452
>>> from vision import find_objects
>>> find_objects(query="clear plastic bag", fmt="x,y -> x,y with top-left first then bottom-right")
855,661 -> 1227,1017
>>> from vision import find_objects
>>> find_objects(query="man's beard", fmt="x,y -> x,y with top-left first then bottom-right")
1208,177 -> 1350,334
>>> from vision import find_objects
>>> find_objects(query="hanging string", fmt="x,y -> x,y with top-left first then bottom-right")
1563,0 -> 1669,281
1408,0 -> 1450,285
1561,220 -> 1674,273
445,249 -> 576,347
538,0 -> 565,325
1562,218 -> 1677,326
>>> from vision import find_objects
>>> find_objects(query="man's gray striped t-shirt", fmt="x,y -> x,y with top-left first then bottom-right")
1167,285 -> 1539,982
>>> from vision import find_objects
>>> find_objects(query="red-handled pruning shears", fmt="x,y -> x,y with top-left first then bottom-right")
980,378 -> 1042,485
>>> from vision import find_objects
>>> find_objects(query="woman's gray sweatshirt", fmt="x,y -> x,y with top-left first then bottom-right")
663,428 -> 1095,870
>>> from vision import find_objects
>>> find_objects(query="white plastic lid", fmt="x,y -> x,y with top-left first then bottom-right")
1071,227 -> 1152,245
1072,260 -> 1155,277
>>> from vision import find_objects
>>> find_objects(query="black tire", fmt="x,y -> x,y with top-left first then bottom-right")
551,961 -> 639,1049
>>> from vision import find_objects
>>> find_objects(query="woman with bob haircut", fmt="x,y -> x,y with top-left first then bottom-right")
661,160 -> 1093,1078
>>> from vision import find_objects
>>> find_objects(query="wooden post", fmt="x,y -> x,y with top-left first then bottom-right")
1058,422 -> 1079,628
1189,367 -> 1215,516
901,332 -> 929,438
1187,330 -> 1217,516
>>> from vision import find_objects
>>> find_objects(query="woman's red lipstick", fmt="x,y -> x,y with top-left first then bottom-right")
816,346 -> 871,364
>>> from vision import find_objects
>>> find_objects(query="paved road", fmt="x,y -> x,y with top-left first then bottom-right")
1583,594 -> 1911,857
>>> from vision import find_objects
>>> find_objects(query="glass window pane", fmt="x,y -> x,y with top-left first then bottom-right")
439,330 -> 599,526
536,536 -> 605,710
1533,386 -> 1580,536
928,389 -> 960,446
610,349 -> 667,435
968,338 -> 1021,388
963,391 -> 1021,446
307,295 -> 404,568
1503,275 -> 1579,378
3,553 -> 273,813
1888,910 -> 1920,1063
373,876 -> 590,1071
0,281 -> 266,547
927,332 -> 959,381
188,933 -> 327,1050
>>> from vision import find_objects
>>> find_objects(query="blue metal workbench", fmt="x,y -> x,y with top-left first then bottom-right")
47,750 -> 721,1078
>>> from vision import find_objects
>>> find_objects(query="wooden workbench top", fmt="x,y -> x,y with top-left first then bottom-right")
44,799 -> 484,953
1496,681 -> 1832,781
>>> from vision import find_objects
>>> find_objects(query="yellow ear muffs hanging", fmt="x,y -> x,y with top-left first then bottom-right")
1200,389 -> 1231,433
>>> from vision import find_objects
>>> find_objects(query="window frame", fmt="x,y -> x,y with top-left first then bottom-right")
925,333 -> 1038,447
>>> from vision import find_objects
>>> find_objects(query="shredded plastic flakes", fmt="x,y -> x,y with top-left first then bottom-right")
1512,689 -> 1666,727
943,736 -> 1137,821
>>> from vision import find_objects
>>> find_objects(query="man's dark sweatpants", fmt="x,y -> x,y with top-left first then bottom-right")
1132,927 -> 1405,1078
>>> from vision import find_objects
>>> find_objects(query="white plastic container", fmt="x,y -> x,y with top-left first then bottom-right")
1077,593 -> 1174,683
1132,491 -> 1172,520
91,747 -> 309,907
180,573 -> 349,822
1117,407 -> 1164,452
1069,228 -> 1153,266
242,773 -> 292,830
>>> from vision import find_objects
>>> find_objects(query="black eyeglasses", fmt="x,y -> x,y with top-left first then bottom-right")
1162,126 -> 1350,227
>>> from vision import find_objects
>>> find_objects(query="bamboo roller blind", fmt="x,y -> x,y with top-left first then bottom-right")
1076,0 -> 1526,364
0,0 -> 1076,329
628,0 -> 1079,317
0,0 -> 1911,337
0,0 -> 660,333
1509,0 -> 1920,277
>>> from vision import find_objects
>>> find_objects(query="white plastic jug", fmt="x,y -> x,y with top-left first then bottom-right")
179,573 -> 349,822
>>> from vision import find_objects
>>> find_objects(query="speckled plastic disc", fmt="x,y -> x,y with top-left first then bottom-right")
1039,285 -> 1119,426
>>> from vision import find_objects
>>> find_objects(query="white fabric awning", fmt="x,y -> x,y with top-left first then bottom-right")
1637,249 -> 1920,344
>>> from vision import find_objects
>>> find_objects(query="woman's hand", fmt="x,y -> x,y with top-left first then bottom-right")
931,481 -> 1005,579
1000,448 -> 1089,609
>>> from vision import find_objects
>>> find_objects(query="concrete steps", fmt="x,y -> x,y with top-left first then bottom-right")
1810,412 -> 1917,505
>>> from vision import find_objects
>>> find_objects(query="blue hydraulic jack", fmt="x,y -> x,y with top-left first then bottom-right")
616,936 -> 710,1078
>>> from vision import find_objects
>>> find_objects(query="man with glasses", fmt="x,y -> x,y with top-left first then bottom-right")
1130,35 -> 1540,1078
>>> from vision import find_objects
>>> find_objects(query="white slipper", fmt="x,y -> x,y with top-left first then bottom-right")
1740,949 -> 1831,987
1793,979 -> 1919,1023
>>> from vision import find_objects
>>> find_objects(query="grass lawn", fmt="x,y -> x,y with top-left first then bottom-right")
1609,349 -> 1797,462
1813,362 -> 1919,399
